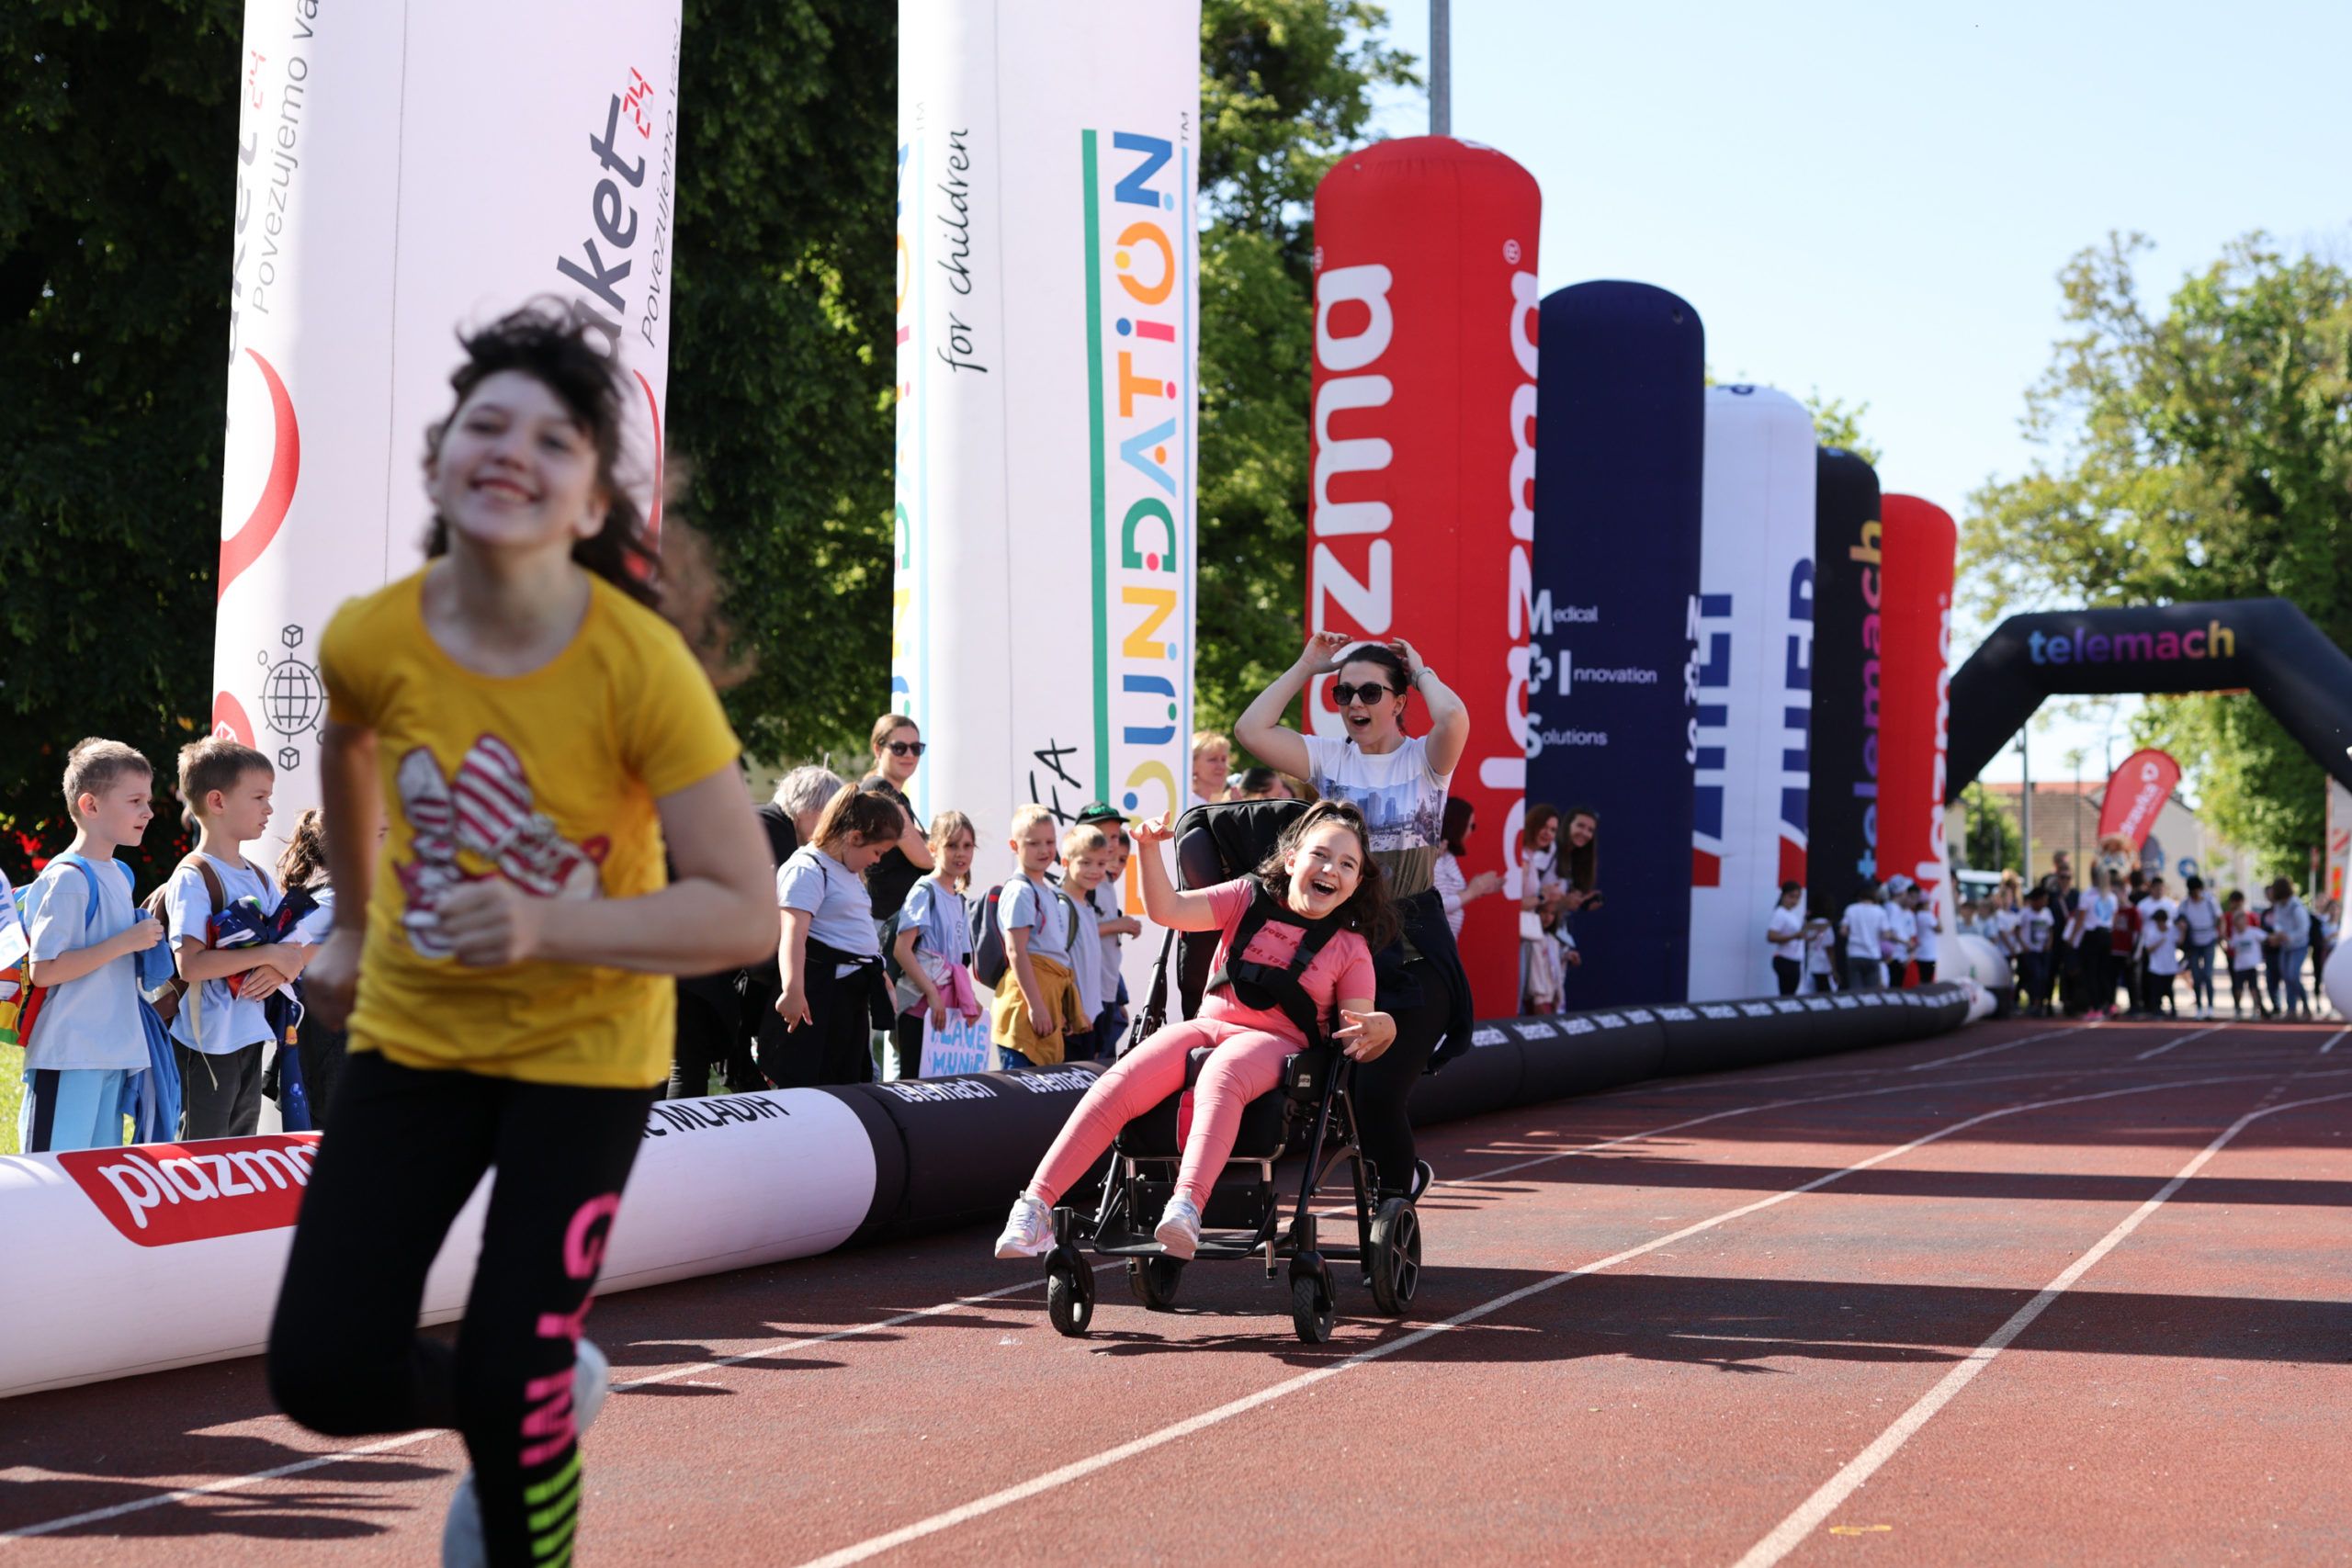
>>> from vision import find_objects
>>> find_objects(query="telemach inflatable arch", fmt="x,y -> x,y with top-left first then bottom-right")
1946,598 -> 2352,797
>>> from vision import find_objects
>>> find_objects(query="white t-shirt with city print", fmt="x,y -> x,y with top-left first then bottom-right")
1300,732 -> 1452,897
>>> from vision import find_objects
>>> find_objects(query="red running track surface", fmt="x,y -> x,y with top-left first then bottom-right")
4,1016 -> 2348,1566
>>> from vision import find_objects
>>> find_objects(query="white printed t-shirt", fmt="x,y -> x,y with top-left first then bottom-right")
1840,901 -> 1888,960
24,856 -> 145,1072
1300,732 -> 1453,897
1000,874 -> 1075,968
163,852 -> 281,1055
1766,904 -> 1806,963
776,847 -> 881,957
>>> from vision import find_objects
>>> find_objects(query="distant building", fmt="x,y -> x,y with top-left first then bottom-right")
1951,781 -> 2261,894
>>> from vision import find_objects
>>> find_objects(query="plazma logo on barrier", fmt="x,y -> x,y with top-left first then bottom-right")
1081,128 -> 1191,822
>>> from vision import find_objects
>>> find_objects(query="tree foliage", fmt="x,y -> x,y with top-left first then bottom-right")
1962,233 -> 2352,877
1193,0 -> 1414,743
0,1 -> 241,887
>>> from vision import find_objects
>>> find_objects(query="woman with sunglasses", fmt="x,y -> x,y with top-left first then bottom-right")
1235,631 -> 1474,1204
859,715 -> 938,925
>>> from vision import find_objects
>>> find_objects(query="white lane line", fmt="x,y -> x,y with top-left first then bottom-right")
2134,1024 -> 2222,1060
1904,1025 -> 2087,1071
2318,1028 -> 2347,1055
1728,1083 -> 2352,1568
0,1272 -> 1089,1543
783,1069 -> 2316,1568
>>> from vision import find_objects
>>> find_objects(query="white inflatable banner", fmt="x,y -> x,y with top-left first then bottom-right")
213,0 -> 684,839
0,1090 -> 876,1400
895,0 -> 1200,1000
1689,386 -> 1816,1000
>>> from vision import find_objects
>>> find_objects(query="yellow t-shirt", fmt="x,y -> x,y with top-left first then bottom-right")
319,569 -> 742,1087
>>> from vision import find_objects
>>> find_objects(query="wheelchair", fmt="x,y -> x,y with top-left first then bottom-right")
1038,799 -> 1423,1346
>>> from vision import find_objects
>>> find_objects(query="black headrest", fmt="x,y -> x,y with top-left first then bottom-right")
1171,797 -> 1309,892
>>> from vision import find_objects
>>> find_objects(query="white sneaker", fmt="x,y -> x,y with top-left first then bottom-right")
994,1194 -> 1055,1258
1154,1195 -> 1203,1260
440,1338 -> 609,1567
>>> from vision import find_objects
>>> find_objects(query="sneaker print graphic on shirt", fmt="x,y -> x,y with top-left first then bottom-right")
392,735 -> 609,957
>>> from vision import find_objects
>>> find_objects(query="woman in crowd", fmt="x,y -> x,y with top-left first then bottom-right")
1432,797 -> 1503,939
995,802 -> 1396,1259
272,304 -> 775,1568
859,715 -> 935,922
1232,632 -> 1472,1202
1764,880 -> 1809,996
889,810 -> 980,1080
1191,730 -> 1233,806
1519,807 -> 1564,1012
770,788 -> 903,1086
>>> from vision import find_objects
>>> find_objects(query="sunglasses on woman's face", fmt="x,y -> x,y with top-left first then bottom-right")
1332,682 -> 1398,707
883,740 -> 927,758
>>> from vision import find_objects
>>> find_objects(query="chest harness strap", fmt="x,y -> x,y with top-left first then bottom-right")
1204,882 -> 1349,1049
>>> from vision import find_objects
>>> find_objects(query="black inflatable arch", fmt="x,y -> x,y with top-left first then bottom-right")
1945,597 -> 2352,800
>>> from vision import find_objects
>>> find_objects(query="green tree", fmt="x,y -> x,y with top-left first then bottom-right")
0,1 -> 241,889
1193,0 -> 1415,746
1958,781 -> 2019,874
1962,232 -> 2352,879
1803,389 -> 1880,468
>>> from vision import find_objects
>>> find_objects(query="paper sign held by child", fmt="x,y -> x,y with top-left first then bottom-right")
921,1013 -> 993,1078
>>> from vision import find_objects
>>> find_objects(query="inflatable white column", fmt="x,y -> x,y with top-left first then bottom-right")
213,1 -> 684,840
1688,386 -> 1816,1000
898,1 -> 1200,996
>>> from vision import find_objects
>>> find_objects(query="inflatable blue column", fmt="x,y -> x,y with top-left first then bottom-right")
1526,282 -> 1705,1009
1809,448 -> 1883,917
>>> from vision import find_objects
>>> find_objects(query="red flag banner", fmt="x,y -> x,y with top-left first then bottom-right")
2096,749 -> 2182,852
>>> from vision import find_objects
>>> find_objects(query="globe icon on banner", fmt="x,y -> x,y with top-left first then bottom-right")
265,657 -> 324,739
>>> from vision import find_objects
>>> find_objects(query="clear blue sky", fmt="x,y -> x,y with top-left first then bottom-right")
1362,0 -> 2352,783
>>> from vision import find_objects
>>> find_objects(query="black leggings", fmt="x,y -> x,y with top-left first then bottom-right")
267,1052 -> 655,1568
1350,956 -> 1449,1195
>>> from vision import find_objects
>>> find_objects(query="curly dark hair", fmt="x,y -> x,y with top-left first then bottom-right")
1249,800 -> 1399,952
422,299 -> 658,607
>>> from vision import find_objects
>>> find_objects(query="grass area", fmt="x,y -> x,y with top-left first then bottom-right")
2,1043 -> 21,1156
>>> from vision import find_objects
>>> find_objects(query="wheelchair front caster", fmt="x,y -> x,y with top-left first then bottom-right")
1046,1245 -> 1094,1337
1128,1254 -> 1185,1310
1289,1254 -> 1334,1344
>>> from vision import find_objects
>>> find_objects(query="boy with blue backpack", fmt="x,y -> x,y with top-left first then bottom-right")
16,739 -> 168,1153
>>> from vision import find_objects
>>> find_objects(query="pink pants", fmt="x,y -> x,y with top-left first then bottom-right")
1025,1019 -> 1296,1211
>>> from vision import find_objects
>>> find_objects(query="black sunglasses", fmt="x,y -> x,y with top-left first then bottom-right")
882,740 -> 927,758
1331,682 -> 1400,707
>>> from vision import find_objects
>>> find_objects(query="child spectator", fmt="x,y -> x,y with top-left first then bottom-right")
1906,884 -> 1940,984
769,788 -> 901,1087
1057,822 -> 1114,1061
991,806 -> 1086,1068
17,739 -> 166,1153
275,807 -> 346,1127
1883,876 -> 1917,985
889,810 -> 980,1079
1433,797 -> 1504,940
1804,899 -> 1840,993
1190,730 -> 1233,806
2139,906 -> 2182,1016
2019,886 -> 2056,1015
1839,880 -> 1891,989
2225,892 -> 2270,1019
1765,882 -> 1808,996
1074,802 -> 1141,1049
164,738 -> 307,1141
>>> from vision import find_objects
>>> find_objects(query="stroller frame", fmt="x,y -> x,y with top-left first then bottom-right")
1038,800 -> 1422,1345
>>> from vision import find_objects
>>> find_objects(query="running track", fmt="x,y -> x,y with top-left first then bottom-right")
5,1017 -> 2348,1565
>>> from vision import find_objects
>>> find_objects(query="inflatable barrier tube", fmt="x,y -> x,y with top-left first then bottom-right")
1,988 -> 1970,1399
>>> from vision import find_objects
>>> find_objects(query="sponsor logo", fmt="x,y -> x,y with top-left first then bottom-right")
1561,1016 -> 1596,1035
1831,995 -> 1860,1010
1081,127 -> 1193,818
876,1077 -> 999,1104
1620,1009 -> 1656,1023
1699,1004 -> 1738,1020
1515,1021 -> 1558,1040
1740,1002 -> 1776,1018
1001,1068 -> 1091,1095
1591,1011 -> 1627,1029
1472,1026 -> 1509,1047
1804,997 -> 1833,1011
58,1135 -> 320,1247
643,1094 -> 792,1137
1657,1006 -> 1697,1021
2028,622 -> 2235,665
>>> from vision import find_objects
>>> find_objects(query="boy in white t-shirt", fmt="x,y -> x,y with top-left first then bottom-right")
993,806 -> 1086,1067
2224,891 -> 2269,1020
2018,888 -> 2056,1015
1905,885 -> 1941,982
163,739 -> 307,1141
2138,907 -> 2182,1017
1839,884 -> 1891,989
17,739 -> 168,1153
1883,889 -> 1917,987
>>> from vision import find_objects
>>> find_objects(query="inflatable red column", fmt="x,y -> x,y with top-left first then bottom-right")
1306,138 -> 1538,1020
1878,494 -> 1958,924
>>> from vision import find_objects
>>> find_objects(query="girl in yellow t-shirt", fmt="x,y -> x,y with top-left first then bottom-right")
266,303 -> 775,1568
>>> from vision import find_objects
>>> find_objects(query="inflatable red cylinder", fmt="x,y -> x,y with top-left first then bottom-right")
1878,495 -> 1958,904
1306,138 -> 1539,1019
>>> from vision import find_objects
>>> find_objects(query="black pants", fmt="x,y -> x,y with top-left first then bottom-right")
2231,965 -> 2270,1016
296,1023 -> 349,1132
1351,955 -> 1448,1195
1913,960 -> 1936,985
1772,956 -> 1803,996
757,989 -> 876,1087
177,1041 -> 266,1141
2143,969 -> 2177,1015
267,1053 -> 655,1568
670,991 -> 735,1099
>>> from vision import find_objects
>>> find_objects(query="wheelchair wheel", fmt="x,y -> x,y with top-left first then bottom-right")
1366,1198 -> 1421,1315
1127,1255 -> 1184,1310
1046,1253 -> 1094,1337
1290,1269 -> 1334,1345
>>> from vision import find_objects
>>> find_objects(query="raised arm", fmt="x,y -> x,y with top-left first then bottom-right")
1130,816 -> 1224,931
1233,630 -> 1351,781
1389,639 -> 1470,778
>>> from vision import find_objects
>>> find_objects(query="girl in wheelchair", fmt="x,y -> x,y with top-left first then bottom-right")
995,801 -> 1398,1260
